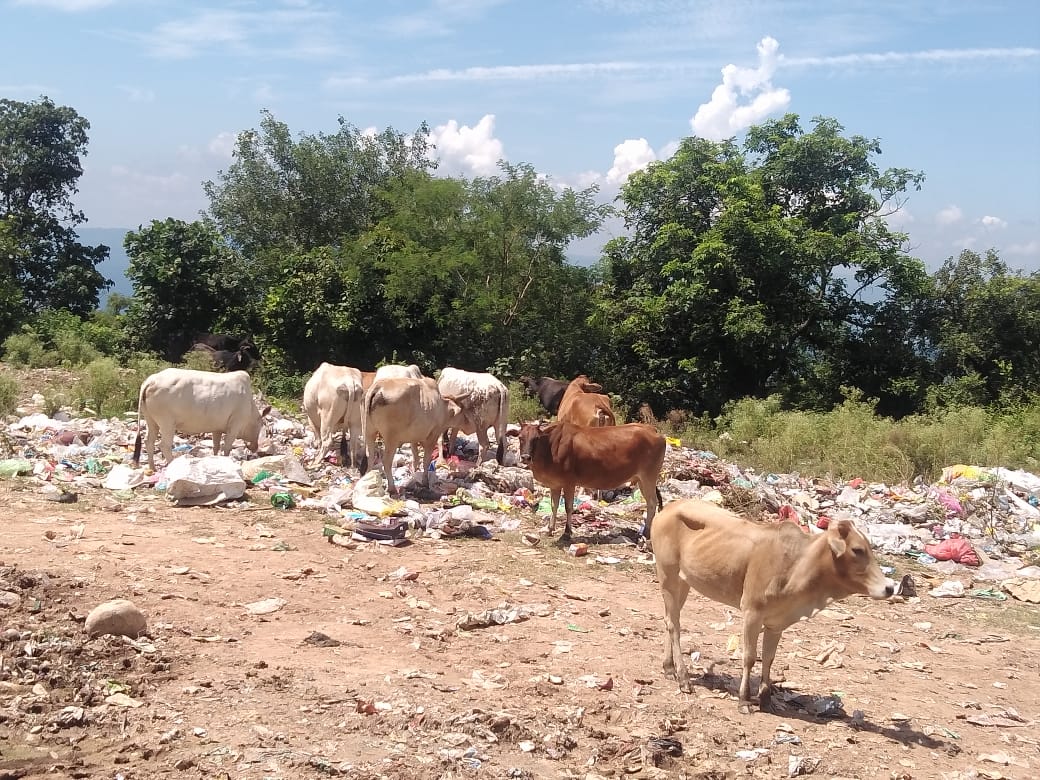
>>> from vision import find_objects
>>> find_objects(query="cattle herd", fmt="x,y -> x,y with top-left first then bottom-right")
126,341 -> 897,712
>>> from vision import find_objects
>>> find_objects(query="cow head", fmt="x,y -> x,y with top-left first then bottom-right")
518,375 -> 538,395
826,519 -> 895,600
570,374 -> 604,393
245,403 -> 274,452
507,420 -> 551,465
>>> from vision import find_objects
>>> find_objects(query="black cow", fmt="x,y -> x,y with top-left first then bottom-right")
190,343 -> 259,373
192,333 -> 261,365
519,375 -> 602,416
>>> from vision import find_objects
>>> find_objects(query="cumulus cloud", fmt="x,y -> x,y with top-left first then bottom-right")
981,215 -> 1007,229
936,205 -> 963,225
885,206 -> 915,228
691,36 -> 790,141
606,138 -> 657,185
430,114 -> 504,177
1006,240 -> 1039,255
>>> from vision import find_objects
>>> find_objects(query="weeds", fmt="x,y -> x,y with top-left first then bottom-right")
0,373 -> 18,416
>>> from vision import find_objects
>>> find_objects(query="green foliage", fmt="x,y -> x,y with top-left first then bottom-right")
0,97 -> 110,339
506,381 -> 545,423
203,111 -> 436,254
122,218 -> 249,359
1,330 -> 57,368
0,373 -> 18,416
595,114 -> 929,417
0,309 -> 117,368
699,390 -> 1040,482
75,357 -> 133,418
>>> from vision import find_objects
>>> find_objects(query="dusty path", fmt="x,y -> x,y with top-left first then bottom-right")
1,481 -> 1038,779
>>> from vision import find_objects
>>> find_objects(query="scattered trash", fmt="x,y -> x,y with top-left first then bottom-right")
929,580 -> 966,598
244,597 -> 287,615
165,456 -> 246,506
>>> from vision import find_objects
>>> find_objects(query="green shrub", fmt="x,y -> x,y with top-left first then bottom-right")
0,374 -> 18,416
1,330 -> 58,368
507,381 -> 544,423
75,357 -> 138,418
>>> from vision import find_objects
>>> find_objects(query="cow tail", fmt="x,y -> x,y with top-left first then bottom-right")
495,386 -> 508,464
358,385 -> 375,475
131,380 -> 146,467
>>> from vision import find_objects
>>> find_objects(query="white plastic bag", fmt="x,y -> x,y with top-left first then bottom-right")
165,455 -> 246,506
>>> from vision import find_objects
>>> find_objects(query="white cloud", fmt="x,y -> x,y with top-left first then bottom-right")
606,138 -> 657,184
783,47 -> 1040,70
207,132 -> 237,160
13,0 -> 116,10
935,205 -> 963,225
691,36 -> 790,141
981,215 -> 1007,229
384,61 -> 643,85
430,114 -> 504,177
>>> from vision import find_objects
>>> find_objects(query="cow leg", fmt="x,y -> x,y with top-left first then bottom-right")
561,484 -> 577,540
218,431 -> 234,456
547,488 -> 562,536
383,438 -> 400,496
660,572 -> 692,692
637,476 -> 659,539
757,627 -> 783,711
145,425 -> 160,470
443,428 -> 459,460
421,437 -> 437,487
475,427 -> 491,463
159,426 -> 175,466
738,613 -> 764,713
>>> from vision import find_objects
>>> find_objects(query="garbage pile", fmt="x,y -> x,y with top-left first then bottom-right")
3,396 -> 1039,603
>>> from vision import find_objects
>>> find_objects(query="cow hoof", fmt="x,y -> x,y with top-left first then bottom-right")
738,701 -> 753,715
678,680 -> 693,694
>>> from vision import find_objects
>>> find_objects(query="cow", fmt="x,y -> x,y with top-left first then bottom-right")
193,333 -> 261,361
519,376 -> 585,416
556,375 -> 616,427
131,368 -> 271,469
437,367 -> 510,464
303,363 -> 365,467
190,342 -> 258,373
360,370 -> 377,392
508,420 -> 665,540
359,376 -> 467,496
374,363 -> 423,381
650,499 -> 895,713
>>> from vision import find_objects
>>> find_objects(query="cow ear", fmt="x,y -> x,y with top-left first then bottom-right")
828,520 -> 853,557
260,405 -> 272,417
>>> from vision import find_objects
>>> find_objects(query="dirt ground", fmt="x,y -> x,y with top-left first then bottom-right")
1,471 -> 1038,780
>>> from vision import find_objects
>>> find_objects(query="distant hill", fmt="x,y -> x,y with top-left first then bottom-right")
78,227 -> 131,303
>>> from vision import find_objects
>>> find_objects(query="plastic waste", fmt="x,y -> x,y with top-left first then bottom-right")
0,458 -> 33,477
164,455 -> 247,506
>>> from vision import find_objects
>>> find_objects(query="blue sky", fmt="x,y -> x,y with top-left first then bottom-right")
4,0 -> 1039,271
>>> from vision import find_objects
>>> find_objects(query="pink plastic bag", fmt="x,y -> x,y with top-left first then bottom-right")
924,536 -> 980,566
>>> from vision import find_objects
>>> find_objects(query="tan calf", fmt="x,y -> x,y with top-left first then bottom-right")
650,499 -> 894,712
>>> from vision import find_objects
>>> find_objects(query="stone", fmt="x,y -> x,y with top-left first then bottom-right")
85,598 -> 147,638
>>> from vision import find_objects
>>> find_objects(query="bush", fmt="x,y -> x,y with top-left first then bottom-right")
1,330 -> 58,368
507,381 -> 544,423
0,373 -> 18,416
75,357 -> 138,418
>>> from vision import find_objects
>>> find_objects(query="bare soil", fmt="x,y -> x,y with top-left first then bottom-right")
1,477 -> 1038,779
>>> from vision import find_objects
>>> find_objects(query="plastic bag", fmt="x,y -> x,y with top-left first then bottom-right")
924,536 -> 981,566
165,455 -> 246,506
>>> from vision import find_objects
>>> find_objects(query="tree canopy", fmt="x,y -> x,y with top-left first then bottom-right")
593,114 -> 929,416
0,96 -> 110,336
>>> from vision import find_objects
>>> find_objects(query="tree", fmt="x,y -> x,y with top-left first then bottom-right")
203,111 -> 436,254
923,249 -> 1040,407
595,115 -> 928,416
122,219 -> 248,359
0,96 -> 110,335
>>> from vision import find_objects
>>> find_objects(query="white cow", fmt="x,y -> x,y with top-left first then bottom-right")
132,368 -> 270,469
303,362 -> 365,468
373,363 -> 423,381
360,376 -> 467,496
437,367 -> 510,464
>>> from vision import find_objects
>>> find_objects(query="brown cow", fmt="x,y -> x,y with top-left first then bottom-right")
557,375 -> 615,427
509,421 -> 665,540
650,499 -> 895,712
